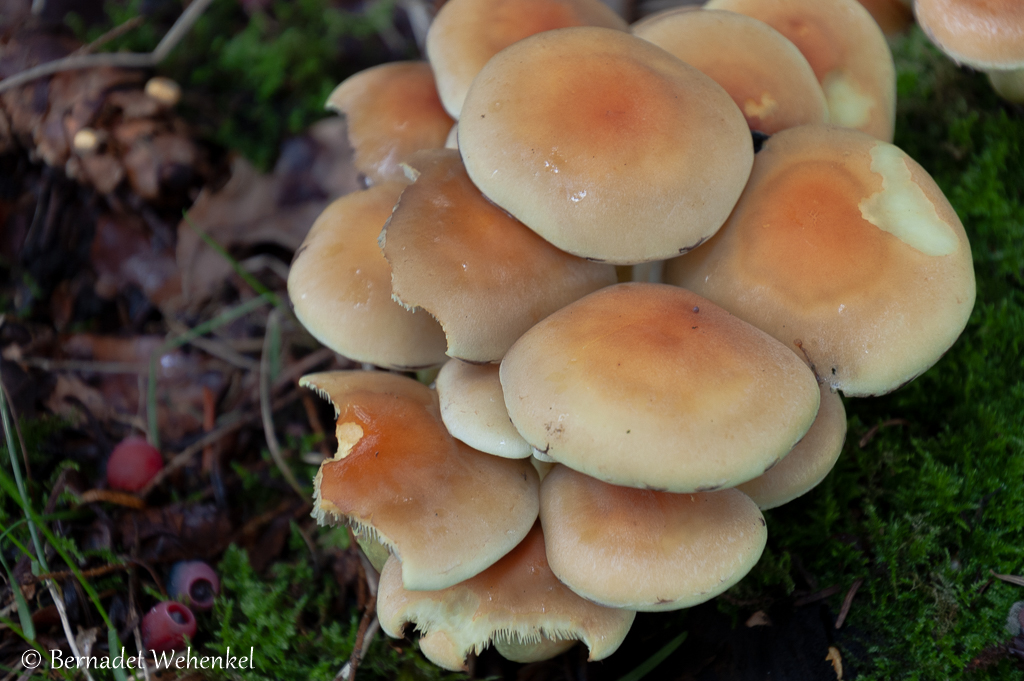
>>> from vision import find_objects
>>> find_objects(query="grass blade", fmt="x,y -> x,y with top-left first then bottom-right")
616,630 -> 687,681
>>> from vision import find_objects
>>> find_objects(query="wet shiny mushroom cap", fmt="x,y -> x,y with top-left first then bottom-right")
381,149 -> 616,362
737,382 -> 847,509
540,465 -> 767,611
706,0 -> 896,141
326,61 -> 454,184
914,0 -> 1024,70
459,27 -> 753,265
303,371 -> 539,591
436,359 -> 532,459
377,522 -> 635,671
500,283 -> 821,493
664,125 -> 976,397
287,184 -> 448,371
426,0 -> 628,119
633,9 -> 828,134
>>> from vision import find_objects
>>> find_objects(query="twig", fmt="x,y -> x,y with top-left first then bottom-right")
72,16 -> 146,56
147,293 -> 272,448
834,578 -> 864,629
20,357 -> 148,374
335,598 -> 378,681
793,584 -> 843,607
858,418 -> 910,448
261,308 -> 306,498
78,489 -> 146,509
139,388 -> 302,497
275,347 -> 337,392
0,0 -> 215,94
991,571 -> 1024,588
167,318 -> 260,371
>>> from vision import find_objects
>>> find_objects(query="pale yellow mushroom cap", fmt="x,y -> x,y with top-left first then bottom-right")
500,283 -> 821,493
664,124 -> 976,397
287,184 -> 448,371
326,62 -> 454,184
706,0 -> 896,141
737,382 -> 847,509
381,149 -> 616,362
436,359 -> 532,459
426,0 -> 628,119
540,465 -> 767,611
377,523 -> 636,671
633,9 -> 828,134
459,27 -> 753,265
303,371 -> 539,591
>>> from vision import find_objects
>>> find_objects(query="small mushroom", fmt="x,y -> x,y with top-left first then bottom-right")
737,382 -> 847,509
303,370 -> 539,590
326,62 -> 454,184
540,465 -> 767,611
436,359 -> 532,459
426,0 -> 628,118
633,9 -> 829,134
500,283 -> 821,493
914,0 -> 1024,103
664,124 -> 976,397
706,0 -> 897,141
287,183 -> 448,371
381,149 -> 616,361
459,27 -> 753,265
377,522 -> 635,670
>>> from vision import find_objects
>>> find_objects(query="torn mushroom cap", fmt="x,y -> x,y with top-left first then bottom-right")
326,61 -> 454,184
663,124 -> 975,397
302,370 -> 539,591
633,9 -> 828,135
426,0 -> 628,119
500,283 -> 821,493
436,359 -> 532,459
737,382 -> 846,509
706,0 -> 896,141
377,522 -> 635,671
459,27 -> 753,265
381,149 -> 616,361
914,0 -> 1024,103
540,465 -> 767,611
287,184 -> 447,371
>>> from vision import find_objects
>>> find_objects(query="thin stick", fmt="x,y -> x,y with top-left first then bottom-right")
834,578 -> 864,629
793,585 -> 842,607
261,308 -> 305,498
0,0 -> 215,94
72,16 -> 146,56
335,600 -> 378,681
167,318 -> 260,371
139,389 -> 302,497
20,357 -> 148,374
991,571 -> 1024,588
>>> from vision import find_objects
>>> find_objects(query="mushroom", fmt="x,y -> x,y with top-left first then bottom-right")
436,359 -> 532,459
377,522 -> 635,670
458,27 -> 753,265
633,9 -> 829,134
914,0 -> 1024,103
500,283 -> 821,493
663,124 -> 976,397
426,0 -> 629,119
855,0 -> 914,36
380,148 -> 616,362
303,370 -> 539,590
737,382 -> 847,509
286,183 -> 448,371
326,62 -> 454,184
540,465 -> 767,611
706,0 -> 897,141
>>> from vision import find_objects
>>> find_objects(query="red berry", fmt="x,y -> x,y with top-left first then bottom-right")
107,437 -> 163,492
168,561 -> 220,611
140,601 -> 196,652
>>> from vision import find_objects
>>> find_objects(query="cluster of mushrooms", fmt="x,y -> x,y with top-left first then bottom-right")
285,0 -> 977,671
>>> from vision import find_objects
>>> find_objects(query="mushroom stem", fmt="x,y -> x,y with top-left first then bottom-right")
987,68 -> 1024,104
